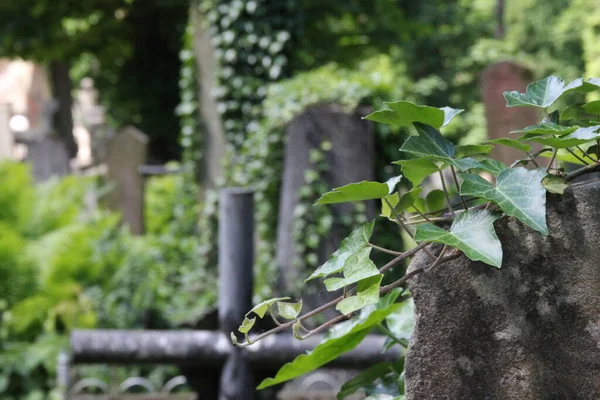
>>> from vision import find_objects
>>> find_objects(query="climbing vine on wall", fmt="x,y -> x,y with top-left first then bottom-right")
232,75 -> 600,398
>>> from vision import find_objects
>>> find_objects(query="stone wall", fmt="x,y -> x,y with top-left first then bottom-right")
405,180 -> 600,399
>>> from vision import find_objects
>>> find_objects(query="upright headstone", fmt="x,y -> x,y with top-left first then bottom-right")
106,126 -> 149,235
405,181 -> 600,399
276,104 -> 375,294
481,62 -> 539,166
0,104 -> 13,159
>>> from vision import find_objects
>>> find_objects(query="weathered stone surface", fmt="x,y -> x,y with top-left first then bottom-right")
276,104 -> 375,293
405,180 -> 600,400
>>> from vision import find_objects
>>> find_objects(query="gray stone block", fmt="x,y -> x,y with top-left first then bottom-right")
405,179 -> 600,400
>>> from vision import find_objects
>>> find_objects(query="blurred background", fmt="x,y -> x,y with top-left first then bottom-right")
0,0 -> 598,399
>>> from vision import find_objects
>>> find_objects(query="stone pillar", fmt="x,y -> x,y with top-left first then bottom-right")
481,62 -> 539,166
405,181 -> 600,399
275,104 -> 375,295
106,126 -> 149,235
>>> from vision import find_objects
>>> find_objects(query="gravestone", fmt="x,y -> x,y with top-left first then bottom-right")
480,62 -> 539,166
404,180 -> 600,399
106,126 -> 149,235
276,104 -> 376,294
0,104 -> 12,159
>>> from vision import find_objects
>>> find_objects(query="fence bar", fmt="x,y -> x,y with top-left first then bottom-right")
218,188 -> 255,399
70,330 -> 400,369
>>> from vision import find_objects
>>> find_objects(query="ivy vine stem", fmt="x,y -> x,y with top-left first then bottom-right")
565,148 -> 590,165
564,162 -> 600,181
438,170 -> 455,216
450,166 -> 468,210
546,149 -> 558,173
235,242 -> 431,346
368,243 -> 404,256
383,197 -> 415,238
376,323 -> 408,349
575,145 -> 599,163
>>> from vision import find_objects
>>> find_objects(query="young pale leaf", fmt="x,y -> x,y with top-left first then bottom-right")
256,303 -> 402,389
247,297 -> 291,318
307,221 -> 374,281
476,159 -> 508,176
511,122 -> 578,137
459,168 -> 548,235
385,298 -> 415,342
238,317 -> 256,334
486,138 -> 531,152
393,159 -> 439,185
363,100 -> 463,128
381,193 -> 399,219
277,300 -> 303,320
337,362 -> 395,400
503,76 -> 586,109
528,126 -> 600,148
455,144 -> 494,158
414,210 -> 502,268
324,247 -> 380,292
316,176 -> 401,205
336,275 -> 383,315
542,175 -> 569,194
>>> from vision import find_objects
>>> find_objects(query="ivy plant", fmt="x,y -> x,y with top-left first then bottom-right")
231,76 -> 600,399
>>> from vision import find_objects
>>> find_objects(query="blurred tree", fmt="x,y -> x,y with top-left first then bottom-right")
0,0 -> 188,162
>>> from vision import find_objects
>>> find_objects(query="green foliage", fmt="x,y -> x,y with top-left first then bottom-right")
234,76 -> 600,398
256,292 -> 403,389
0,163 -> 211,398
415,210 -> 502,268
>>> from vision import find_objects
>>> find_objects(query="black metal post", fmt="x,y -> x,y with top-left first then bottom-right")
219,188 -> 255,399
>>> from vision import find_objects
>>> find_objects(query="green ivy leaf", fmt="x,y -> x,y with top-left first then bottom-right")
503,76 -> 587,109
238,317 -> 256,334
324,247 -> 380,292
425,190 -> 446,213
307,221 -> 374,281
393,159 -> 439,185
542,175 -> 569,194
400,123 -> 454,160
486,138 -> 531,152
381,193 -> 399,219
397,187 -> 423,213
415,210 -> 502,268
475,159 -> 508,176
528,126 -> 600,148
511,122 -> 578,136
277,300 -> 303,319
363,101 -> 463,128
455,144 -> 494,158
401,124 -> 482,172
337,362 -> 395,400
247,297 -> 291,318
582,100 -> 600,114
459,168 -> 548,235
257,302 -> 402,389
337,275 -> 383,315
316,176 -> 401,205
